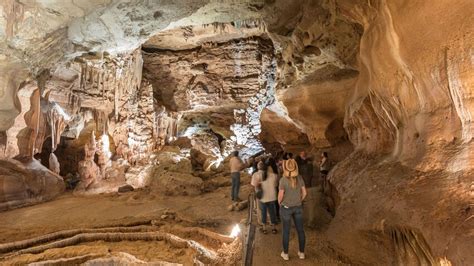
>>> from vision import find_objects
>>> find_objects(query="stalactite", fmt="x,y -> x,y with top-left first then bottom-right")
2,0 -> 25,39
46,102 -> 69,152
72,50 -> 148,168
100,70 -> 105,100
30,89 -> 41,157
90,65 -> 94,91
79,63 -> 85,91
91,68 -> 96,92
83,63 -> 87,91
114,73 -> 118,120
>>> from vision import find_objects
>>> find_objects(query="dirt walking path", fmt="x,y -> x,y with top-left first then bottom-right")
252,223 -> 349,265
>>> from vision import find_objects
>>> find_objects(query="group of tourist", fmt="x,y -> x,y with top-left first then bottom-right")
229,150 -> 331,261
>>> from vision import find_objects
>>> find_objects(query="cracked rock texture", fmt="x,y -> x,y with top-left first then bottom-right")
143,35 -> 276,157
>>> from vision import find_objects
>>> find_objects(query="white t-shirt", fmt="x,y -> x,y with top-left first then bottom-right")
251,170 -> 278,203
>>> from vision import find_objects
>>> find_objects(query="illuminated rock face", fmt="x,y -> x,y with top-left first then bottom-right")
323,1 -> 473,265
0,0 -> 472,264
143,36 -> 277,158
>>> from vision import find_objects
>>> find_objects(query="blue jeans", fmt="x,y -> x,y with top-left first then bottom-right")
281,205 -> 305,253
259,200 -> 277,225
231,172 -> 240,201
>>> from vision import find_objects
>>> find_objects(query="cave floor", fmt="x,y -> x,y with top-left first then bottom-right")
0,186 -> 246,243
0,182 -> 349,265
252,223 -> 349,265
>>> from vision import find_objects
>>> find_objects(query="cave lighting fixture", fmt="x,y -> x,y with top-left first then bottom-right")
229,224 -> 241,238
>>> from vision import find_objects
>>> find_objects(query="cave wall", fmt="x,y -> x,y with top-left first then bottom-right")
258,0 -> 362,150
340,0 -> 473,165
324,0 -> 473,264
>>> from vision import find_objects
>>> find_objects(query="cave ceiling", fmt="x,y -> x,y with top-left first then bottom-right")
0,0 -> 363,155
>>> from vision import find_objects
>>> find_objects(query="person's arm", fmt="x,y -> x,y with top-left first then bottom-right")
240,158 -> 249,170
250,174 -> 259,188
278,189 -> 284,205
301,186 -> 307,202
320,157 -> 326,167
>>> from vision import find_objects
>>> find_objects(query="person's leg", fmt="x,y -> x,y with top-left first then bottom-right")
320,171 -> 327,193
260,201 -> 268,231
267,201 -> 277,225
281,207 -> 291,254
293,206 -> 306,253
253,195 -> 261,225
235,173 -> 241,200
231,173 -> 237,200
274,189 -> 280,222
303,175 -> 311,188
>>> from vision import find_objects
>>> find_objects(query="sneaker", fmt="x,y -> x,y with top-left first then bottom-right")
281,252 -> 289,261
298,251 -> 305,259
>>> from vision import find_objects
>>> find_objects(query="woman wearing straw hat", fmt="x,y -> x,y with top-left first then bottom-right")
278,153 -> 307,261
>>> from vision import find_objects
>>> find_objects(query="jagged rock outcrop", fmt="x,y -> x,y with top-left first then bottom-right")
259,107 -> 309,152
256,0 -> 362,148
143,36 -> 276,157
0,159 -> 64,211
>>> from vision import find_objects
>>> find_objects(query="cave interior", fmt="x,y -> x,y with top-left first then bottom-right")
0,0 -> 472,265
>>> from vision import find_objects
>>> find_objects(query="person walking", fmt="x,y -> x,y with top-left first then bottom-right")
295,151 -> 313,187
266,156 -> 281,223
251,161 -> 279,234
279,154 -> 307,261
251,159 -> 264,225
319,152 -> 330,192
229,150 -> 246,202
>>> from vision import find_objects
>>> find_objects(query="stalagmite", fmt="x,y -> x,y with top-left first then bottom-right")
77,132 -> 99,190
48,152 -> 60,175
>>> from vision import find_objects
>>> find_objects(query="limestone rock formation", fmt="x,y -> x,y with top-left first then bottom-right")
143,36 -> 277,157
325,1 -> 474,264
48,153 -> 60,175
76,133 -> 99,190
0,159 -> 64,211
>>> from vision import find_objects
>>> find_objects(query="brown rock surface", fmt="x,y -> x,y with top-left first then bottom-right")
0,159 -> 64,211
143,36 -> 277,157
324,1 -> 473,264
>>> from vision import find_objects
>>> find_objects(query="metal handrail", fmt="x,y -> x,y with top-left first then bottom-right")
242,193 -> 256,266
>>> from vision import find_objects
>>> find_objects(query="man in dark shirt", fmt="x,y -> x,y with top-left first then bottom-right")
295,151 -> 313,188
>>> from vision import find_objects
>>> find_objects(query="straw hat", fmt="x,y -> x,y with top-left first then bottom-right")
283,159 -> 299,178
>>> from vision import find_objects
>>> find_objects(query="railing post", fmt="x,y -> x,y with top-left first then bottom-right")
242,193 -> 256,266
